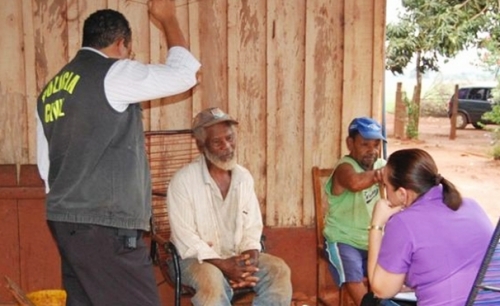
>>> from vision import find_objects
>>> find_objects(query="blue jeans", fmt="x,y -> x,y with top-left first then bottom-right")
170,253 -> 292,306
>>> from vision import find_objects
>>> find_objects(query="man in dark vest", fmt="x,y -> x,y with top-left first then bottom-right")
36,0 -> 200,305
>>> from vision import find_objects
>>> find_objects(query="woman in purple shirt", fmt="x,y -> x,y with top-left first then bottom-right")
367,148 -> 494,306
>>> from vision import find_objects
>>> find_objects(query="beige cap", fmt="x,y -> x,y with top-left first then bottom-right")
192,107 -> 238,132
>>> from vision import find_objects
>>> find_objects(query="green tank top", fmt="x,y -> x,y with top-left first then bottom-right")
323,156 -> 386,250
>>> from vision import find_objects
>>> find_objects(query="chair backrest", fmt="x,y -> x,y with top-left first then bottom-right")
312,166 -> 333,251
312,166 -> 339,305
144,129 -> 199,283
466,218 -> 500,305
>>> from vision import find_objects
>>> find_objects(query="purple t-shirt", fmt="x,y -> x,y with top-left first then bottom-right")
378,185 -> 494,306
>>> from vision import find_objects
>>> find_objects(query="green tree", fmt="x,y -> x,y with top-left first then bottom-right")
482,103 -> 500,159
386,0 -> 500,136
484,70 -> 500,159
475,38 -> 500,77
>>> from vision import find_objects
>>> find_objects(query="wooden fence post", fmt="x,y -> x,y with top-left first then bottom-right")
393,82 -> 406,139
449,85 -> 459,140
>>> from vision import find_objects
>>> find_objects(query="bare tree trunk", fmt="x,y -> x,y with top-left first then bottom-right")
394,82 -> 406,139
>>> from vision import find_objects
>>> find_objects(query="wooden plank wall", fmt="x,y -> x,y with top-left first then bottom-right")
0,165 -> 61,302
0,0 -> 386,227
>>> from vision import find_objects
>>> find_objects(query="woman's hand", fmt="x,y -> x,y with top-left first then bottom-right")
371,198 -> 402,226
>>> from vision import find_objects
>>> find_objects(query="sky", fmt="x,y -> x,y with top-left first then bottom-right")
386,0 -> 402,24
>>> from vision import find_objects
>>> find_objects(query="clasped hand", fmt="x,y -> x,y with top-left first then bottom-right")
224,253 -> 260,289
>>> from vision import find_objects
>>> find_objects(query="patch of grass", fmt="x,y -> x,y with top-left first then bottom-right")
492,146 -> 500,160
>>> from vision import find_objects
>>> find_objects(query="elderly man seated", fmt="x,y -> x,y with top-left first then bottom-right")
167,107 -> 293,306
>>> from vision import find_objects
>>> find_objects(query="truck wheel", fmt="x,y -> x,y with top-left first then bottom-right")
455,112 -> 468,129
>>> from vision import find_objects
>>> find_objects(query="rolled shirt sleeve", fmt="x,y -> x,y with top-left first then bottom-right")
105,46 -> 201,112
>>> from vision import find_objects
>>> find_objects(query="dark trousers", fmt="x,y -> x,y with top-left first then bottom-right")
48,221 -> 161,306
361,292 -> 418,306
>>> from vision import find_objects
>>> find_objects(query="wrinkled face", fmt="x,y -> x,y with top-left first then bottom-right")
203,122 -> 237,171
347,134 -> 381,170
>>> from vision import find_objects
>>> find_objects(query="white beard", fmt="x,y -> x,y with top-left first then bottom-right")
204,148 -> 237,171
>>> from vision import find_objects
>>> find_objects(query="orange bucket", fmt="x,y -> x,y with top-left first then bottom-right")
24,290 -> 66,306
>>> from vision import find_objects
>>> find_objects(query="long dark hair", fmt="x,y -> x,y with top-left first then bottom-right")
82,9 -> 132,49
386,148 -> 462,210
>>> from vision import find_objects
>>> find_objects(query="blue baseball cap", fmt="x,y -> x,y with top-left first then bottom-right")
348,117 -> 386,141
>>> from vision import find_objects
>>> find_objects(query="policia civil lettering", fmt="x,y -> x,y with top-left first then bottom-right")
40,70 -> 81,123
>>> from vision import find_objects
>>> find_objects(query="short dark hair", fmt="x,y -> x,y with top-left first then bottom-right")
348,129 -> 360,139
82,9 -> 132,49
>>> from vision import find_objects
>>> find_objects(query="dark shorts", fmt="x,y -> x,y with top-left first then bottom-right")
325,242 -> 367,287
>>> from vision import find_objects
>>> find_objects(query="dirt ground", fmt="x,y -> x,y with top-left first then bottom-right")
385,114 -> 500,224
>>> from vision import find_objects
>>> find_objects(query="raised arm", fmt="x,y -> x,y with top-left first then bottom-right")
148,0 -> 187,48
333,163 -> 384,195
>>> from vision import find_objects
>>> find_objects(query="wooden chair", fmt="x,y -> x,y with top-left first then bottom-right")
145,129 -> 199,306
313,166 -> 341,305
465,218 -> 500,305
145,129 -> 258,306
312,166 -> 368,306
